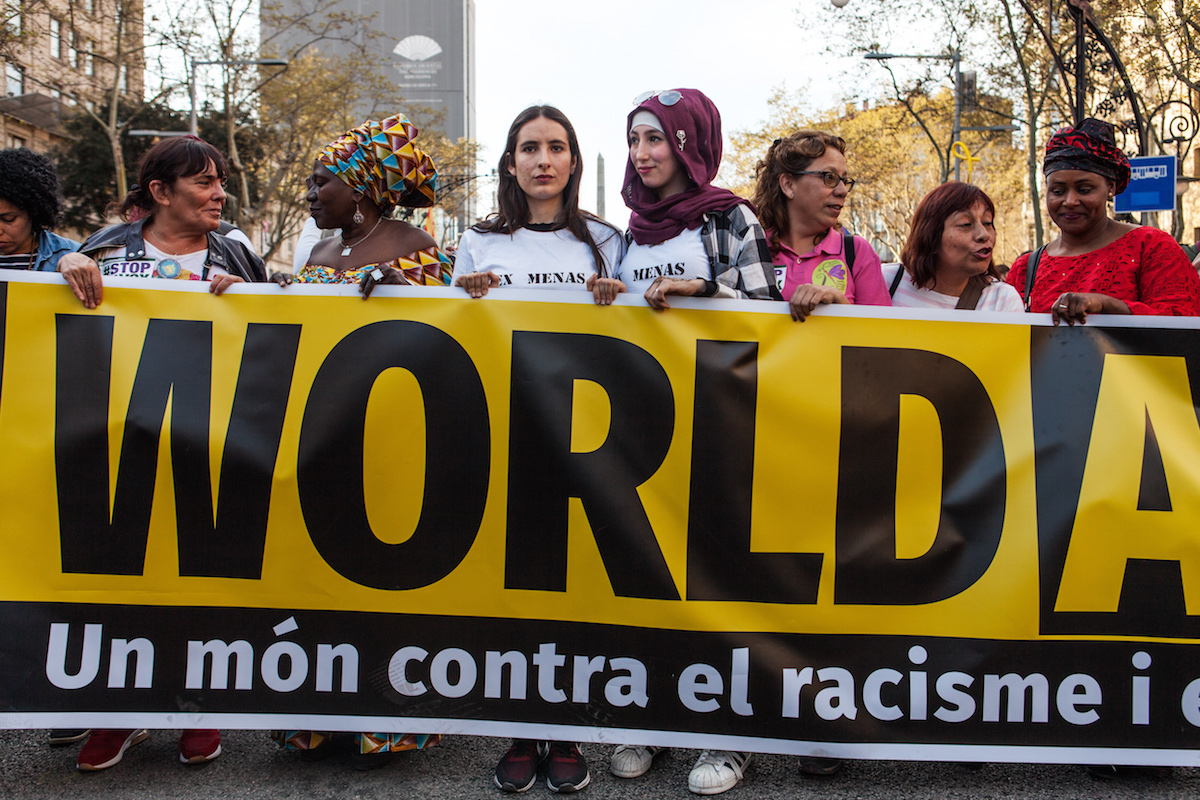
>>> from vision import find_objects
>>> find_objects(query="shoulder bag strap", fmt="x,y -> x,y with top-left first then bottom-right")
1023,245 -> 1047,311
888,263 -> 905,298
955,275 -> 986,310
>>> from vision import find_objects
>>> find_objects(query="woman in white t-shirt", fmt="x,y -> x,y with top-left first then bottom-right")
884,181 -> 1022,312
459,105 -> 621,797
603,88 -> 778,310
453,105 -> 622,302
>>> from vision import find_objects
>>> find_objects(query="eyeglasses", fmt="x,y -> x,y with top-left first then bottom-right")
633,89 -> 682,107
793,171 -> 856,191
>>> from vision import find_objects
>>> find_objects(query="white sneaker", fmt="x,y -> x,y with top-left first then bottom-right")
610,744 -> 664,778
688,750 -> 751,795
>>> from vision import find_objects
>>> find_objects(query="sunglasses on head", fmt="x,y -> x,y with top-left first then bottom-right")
633,90 -> 682,107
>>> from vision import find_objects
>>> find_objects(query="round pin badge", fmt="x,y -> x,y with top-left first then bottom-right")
156,258 -> 182,279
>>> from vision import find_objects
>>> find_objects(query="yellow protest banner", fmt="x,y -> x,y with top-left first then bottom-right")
4,273 -> 1200,765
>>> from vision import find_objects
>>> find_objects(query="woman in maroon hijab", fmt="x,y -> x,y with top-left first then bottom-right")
593,88 -> 780,310
601,89 -> 772,797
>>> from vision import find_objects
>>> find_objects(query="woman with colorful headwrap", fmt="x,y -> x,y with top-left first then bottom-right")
269,116 -> 445,769
609,88 -> 779,310
273,113 -> 452,296
1007,118 -> 1200,323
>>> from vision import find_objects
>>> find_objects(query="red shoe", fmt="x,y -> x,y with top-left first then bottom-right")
77,729 -> 148,771
179,729 -> 222,764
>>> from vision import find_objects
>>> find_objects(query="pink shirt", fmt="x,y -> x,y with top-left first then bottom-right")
770,231 -> 892,306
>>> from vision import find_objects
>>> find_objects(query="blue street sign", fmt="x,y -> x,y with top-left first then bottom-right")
1115,155 -> 1177,213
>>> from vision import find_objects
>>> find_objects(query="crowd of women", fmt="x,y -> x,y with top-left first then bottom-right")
3,86 -> 1198,794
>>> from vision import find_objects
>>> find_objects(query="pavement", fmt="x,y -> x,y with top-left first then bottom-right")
1,729 -> 1198,799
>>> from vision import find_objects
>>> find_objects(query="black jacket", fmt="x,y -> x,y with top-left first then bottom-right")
79,217 -> 267,282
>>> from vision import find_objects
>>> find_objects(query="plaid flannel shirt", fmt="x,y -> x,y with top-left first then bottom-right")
699,204 -> 782,301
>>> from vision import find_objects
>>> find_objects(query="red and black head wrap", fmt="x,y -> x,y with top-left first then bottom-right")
1042,118 -> 1131,193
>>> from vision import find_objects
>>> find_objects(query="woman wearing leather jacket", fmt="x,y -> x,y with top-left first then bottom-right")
57,135 -> 264,309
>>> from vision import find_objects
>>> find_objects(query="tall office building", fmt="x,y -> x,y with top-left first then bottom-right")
1,0 -> 145,153
270,0 -> 474,144
268,0 -> 474,237
383,0 -> 474,144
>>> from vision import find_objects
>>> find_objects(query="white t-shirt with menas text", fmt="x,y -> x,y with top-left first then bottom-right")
616,227 -> 710,297
453,220 -> 624,291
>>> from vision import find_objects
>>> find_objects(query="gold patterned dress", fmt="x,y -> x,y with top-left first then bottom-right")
271,244 -> 451,758
295,245 -> 453,287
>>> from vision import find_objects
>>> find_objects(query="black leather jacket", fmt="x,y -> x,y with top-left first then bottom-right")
79,217 -> 267,282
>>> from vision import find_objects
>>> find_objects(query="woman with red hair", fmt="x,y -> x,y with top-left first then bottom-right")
885,181 -> 1022,312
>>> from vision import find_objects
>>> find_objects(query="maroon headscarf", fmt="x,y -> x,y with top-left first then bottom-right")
622,88 -> 752,246
1043,118 -> 1131,193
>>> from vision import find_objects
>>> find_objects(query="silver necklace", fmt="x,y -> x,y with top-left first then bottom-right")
145,228 -> 194,279
340,217 -> 384,256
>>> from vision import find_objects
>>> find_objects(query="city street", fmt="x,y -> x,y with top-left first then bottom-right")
1,729 -> 1197,799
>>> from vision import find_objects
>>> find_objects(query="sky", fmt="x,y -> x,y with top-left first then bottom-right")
472,0 -> 865,228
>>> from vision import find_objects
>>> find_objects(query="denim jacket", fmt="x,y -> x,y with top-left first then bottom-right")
34,230 -> 81,272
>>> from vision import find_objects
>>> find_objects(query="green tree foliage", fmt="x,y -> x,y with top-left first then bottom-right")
810,0 -> 1200,246
52,100 -> 186,233
52,100 -> 269,236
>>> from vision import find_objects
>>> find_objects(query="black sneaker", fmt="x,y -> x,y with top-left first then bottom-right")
352,749 -> 397,771
545,741 -> 590,793
494,739 -> 547,792
799,756 -> 843,775
48,729 -> 91,746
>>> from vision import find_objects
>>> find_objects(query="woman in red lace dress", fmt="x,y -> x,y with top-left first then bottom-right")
1007,118 -> 1200,324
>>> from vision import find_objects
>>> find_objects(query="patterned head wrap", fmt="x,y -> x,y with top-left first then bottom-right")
318,113 -> 438,212
1043,118 -> 1131,194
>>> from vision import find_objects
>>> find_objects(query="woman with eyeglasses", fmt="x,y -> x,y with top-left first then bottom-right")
599,88 -> 778,309
752,131 -> 890,321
